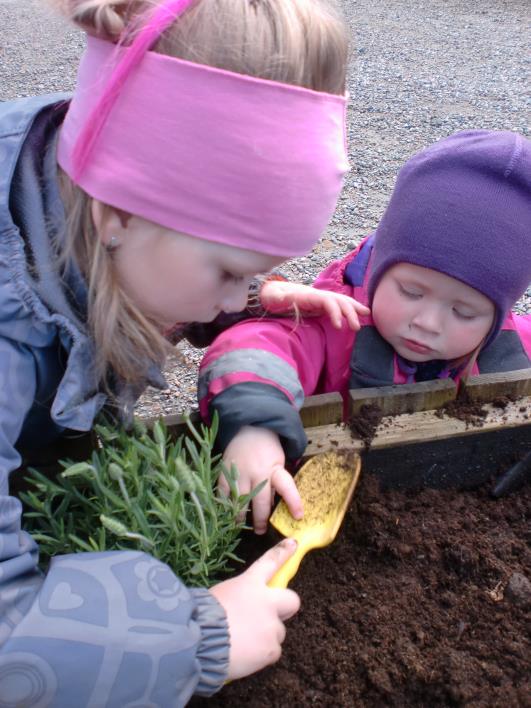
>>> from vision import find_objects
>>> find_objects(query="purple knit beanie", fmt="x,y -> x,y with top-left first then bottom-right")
368,130 -> 531,348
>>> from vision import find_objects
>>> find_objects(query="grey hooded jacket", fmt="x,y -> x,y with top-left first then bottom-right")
0,94 -> 229,706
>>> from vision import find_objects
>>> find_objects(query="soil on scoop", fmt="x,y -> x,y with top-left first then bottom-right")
191,476 -> 530,708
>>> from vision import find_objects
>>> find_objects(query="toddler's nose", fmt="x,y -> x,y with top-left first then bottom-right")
410,305 -> 443,333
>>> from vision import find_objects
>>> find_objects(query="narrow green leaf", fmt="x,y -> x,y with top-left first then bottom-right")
61,462 -> 95,478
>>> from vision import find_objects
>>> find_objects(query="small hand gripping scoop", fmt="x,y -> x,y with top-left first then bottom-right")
268,451 -> 361,589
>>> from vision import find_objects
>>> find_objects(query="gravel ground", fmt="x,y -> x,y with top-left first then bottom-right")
1,0 -> 530,418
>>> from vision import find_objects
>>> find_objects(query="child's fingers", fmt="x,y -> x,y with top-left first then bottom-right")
252,480 -> 274,534
339,297 -> 370,330
217,472 -> 231,498
271,588 -> 301,621
340,302 -> 361,330
271,467 -> 303,520
248,537 -> 298,583
322,298 -> 343,328
219,472 -> 250,522
314,293 -> 369,330
352,299 -> 371,314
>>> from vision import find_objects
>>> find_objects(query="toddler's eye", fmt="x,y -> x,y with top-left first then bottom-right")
453,308 -> 476,320
398,284 -> 422,299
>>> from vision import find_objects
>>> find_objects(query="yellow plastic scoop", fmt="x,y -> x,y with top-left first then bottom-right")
268,451 -> 361,588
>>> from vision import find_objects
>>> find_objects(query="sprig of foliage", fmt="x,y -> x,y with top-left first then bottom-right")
21,415 -> 260,587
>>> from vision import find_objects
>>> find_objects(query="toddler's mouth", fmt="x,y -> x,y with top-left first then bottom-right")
401,337 -> 434,355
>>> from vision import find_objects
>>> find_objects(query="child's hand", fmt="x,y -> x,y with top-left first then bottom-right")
260,280 -> 370,330
210,538 -> 300,681
221,426 -> 302,534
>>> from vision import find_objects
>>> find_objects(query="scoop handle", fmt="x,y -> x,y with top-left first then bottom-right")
267,541 -> 308,589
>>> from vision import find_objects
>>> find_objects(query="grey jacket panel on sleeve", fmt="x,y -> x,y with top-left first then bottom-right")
0,551 -> 228,706
0,94 -> 230,705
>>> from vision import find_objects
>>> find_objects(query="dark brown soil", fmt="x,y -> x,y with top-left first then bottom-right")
349,404 -> 385,448
436,390 -> 488,427
191,476 -> 530,708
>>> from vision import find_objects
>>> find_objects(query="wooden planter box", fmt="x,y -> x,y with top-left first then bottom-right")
16,368 -> 531,497
154,367 -> 531,490
187,369 -> 531,708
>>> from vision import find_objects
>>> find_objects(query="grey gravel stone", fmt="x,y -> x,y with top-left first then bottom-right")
1,0 -> 529,417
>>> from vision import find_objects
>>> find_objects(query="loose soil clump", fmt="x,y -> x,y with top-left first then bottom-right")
436,389 -> 488,427
191,476 -> 530,708
349,404 -> 384,448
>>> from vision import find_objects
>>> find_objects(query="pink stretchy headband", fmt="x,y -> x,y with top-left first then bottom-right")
57,3 -> 349,257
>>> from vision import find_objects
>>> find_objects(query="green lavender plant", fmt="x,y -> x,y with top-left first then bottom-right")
21,415 -> 262,587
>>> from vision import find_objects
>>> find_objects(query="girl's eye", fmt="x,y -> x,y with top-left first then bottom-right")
453,308 -> 476,320
398,284 -> 422,299
221,270 -> 244,284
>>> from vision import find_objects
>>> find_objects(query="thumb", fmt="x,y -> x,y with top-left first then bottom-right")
248,538 -> 298,584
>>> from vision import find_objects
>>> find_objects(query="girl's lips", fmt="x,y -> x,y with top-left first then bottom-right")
401,338 -> 433,354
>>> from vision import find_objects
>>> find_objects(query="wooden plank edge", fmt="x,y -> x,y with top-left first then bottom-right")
462,368 -> 531,401
142,370 -> 531,439
349,379 -> 456,416
304,396 -> 531,457
299,391 -> 343,427
143,392 -> 345,437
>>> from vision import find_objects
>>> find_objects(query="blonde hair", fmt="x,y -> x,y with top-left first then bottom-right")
53,0 -> 349,393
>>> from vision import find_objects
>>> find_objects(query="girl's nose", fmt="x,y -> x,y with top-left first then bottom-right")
219,279 -> 251,314
410,304 -> 443,333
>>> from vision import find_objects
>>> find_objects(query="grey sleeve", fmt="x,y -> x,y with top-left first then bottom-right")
0,337 -> 38,488
210,382 -> 308,460
0,343 -> 229,706
0,549 -> 230,705
189,588 -> 231,696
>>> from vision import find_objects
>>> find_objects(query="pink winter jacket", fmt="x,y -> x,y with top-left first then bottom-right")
199,237 -> 531,458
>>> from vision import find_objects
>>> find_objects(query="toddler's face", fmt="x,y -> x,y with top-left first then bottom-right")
372,263 -> 495,362
102,213 -> 283,328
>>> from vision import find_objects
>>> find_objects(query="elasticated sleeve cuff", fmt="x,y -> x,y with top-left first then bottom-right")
190,587 -> 230,696
210,382 -> 308,460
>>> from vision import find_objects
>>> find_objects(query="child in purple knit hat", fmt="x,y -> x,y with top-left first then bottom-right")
199,130 -> 531,533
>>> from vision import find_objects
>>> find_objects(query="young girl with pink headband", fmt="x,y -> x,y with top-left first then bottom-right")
0,0 -> 365,703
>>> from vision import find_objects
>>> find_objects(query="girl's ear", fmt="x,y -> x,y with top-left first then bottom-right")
91,200 -> 131,247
